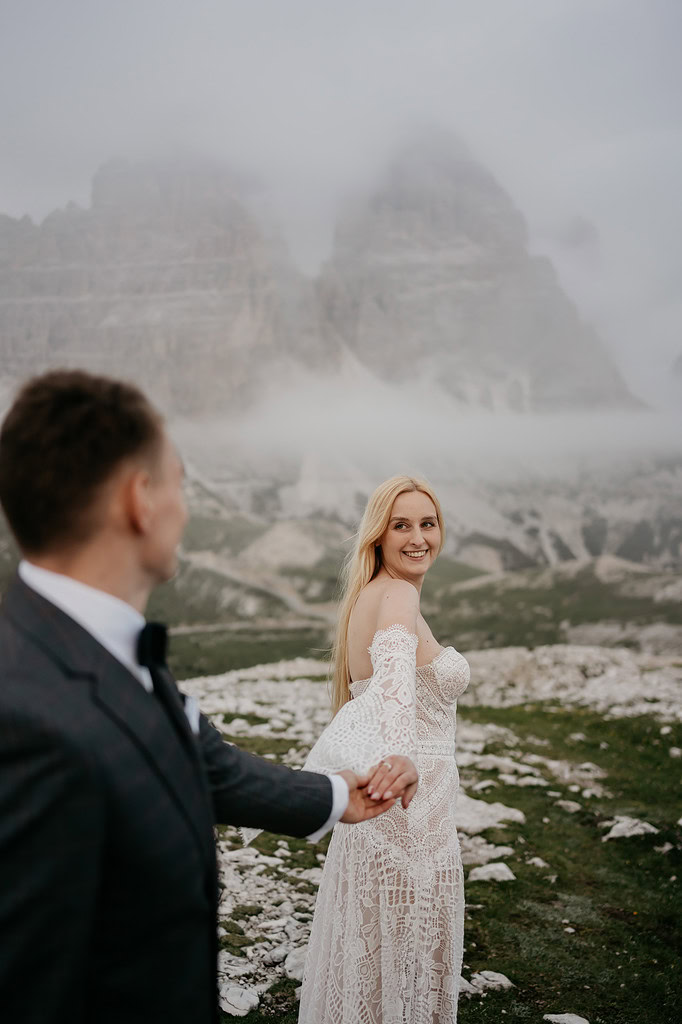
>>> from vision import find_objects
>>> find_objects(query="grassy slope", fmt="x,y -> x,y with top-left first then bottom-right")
220,705 -> 682,1024
424,563 -> 682,650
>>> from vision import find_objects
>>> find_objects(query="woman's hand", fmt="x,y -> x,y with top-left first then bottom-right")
337,770 -> 397,823
367,755 -> 419,809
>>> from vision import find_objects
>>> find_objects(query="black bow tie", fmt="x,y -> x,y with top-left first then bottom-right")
137,622 -> 169,670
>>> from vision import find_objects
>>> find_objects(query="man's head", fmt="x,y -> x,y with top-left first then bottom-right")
0,370 -> 187,584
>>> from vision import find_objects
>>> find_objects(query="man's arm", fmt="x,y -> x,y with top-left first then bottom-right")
197,715 -> 404,837
197,714 -> 335,836
0,699 -> 103,1021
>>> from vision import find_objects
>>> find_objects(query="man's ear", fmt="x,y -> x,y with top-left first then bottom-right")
126,466 -> 153,535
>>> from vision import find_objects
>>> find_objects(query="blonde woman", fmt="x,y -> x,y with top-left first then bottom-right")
298,476 -> 471,1024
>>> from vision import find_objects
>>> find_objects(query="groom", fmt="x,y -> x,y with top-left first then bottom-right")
0,370 -> 417,1024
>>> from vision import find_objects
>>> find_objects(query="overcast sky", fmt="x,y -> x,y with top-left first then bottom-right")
1,0 -> 680,404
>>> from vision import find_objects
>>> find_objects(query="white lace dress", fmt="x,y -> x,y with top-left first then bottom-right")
298,624 -> 471,1024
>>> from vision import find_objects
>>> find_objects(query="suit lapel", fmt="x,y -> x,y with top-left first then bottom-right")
3,576 -> 215,866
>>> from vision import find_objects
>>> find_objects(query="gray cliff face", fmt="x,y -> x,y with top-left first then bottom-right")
0,161 -> 325,413
318,133 -> 637,412
0,140 -> 637,414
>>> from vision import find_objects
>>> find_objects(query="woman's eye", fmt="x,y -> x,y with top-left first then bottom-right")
422,520 -> 435,528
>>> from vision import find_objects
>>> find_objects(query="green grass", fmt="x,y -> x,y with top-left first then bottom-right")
424,564 -> 682,649
182,514 -> 268,554
455,706 -> 681,1022
221,705 -> 682,1023
168,627 -> 329,678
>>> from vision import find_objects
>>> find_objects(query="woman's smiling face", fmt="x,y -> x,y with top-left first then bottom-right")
378,490 -> 441,583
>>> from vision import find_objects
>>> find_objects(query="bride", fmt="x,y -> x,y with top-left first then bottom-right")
298,475 -> 471,1024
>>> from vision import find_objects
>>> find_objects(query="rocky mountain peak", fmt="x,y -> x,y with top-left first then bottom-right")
0,136 -> 639,416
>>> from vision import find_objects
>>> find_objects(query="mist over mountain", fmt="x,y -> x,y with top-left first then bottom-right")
318,132 -> 637,413
0,135 -> 638,416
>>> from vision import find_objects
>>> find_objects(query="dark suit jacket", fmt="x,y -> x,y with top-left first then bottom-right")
0,575 -> 333,1023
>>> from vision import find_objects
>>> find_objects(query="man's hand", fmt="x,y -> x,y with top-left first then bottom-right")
366,755 -> 418,809
337,770 -> 397,824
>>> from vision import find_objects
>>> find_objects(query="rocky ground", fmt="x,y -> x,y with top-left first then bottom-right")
179,644 -> 682,1022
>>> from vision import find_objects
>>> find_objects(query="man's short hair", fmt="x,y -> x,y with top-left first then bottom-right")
0,369 -> 164,555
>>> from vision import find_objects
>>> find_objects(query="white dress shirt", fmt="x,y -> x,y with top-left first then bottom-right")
18,560 -> 348,842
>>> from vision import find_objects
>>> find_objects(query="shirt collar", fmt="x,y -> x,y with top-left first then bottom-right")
18,560 -> 150,688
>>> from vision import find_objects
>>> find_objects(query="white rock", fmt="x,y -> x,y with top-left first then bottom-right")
660,726 -> 672,735
470,970 -> 515,991
217,952 -> 254,979
569,732 -> 587,742
262,945 -> 288,965
219,983 -> 260,1016
456,793 -> 526,835
472,779 -> 498,792
555,800 -> 582,813
516,775 -> 549,787
527,856 -> 550,868
669,746 -> 682,758
460,835 -> 514,865
468,862 -> 516,882
284,948 -> 307,981
543,1015 -> 590,1024
298,867 -> 323,883
600,816 -> 660,841
458,975 -> 479,996
655,842 -> 674,854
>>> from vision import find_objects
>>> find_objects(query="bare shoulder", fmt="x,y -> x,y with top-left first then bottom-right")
366,577 -> 419,632
347,578 -> 420,680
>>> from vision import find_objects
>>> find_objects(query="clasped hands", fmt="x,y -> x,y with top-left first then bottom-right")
338,755 -> 418,824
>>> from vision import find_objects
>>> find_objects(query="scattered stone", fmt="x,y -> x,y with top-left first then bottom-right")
472,779 -> 498,792
460,835 -> 514,865
669,747 -> 682,758
569,732 -> 587,742
298,867 -> 323,884
217,952 -> 255,979
469,970 -> 515,992
527,856 -> 550,868
543,1015 -> 590,1024
655,842 -> 674,854
262,945 -> 288,965
564,926 -> 576,933
600,816 -> 660,841
219,983 -> 260,1016
468,862 -> 516,882
456,793 -> 526,835
556,800 -> 582,813
660,725 -> 672,735
458,975 -> 478,996
284,948 -> 307,981
499,773 -> 548,787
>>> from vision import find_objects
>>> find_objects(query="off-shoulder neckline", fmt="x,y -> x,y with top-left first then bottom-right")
349,625 -> 454,685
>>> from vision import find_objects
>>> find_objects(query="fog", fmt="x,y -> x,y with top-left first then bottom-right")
1,0 -> 681,405
173,370 -> 682,490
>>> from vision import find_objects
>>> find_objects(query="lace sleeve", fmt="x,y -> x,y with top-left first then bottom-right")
302,624 -> 419,778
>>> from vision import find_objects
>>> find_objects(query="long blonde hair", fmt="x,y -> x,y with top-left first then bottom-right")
330,475 -> 445,715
